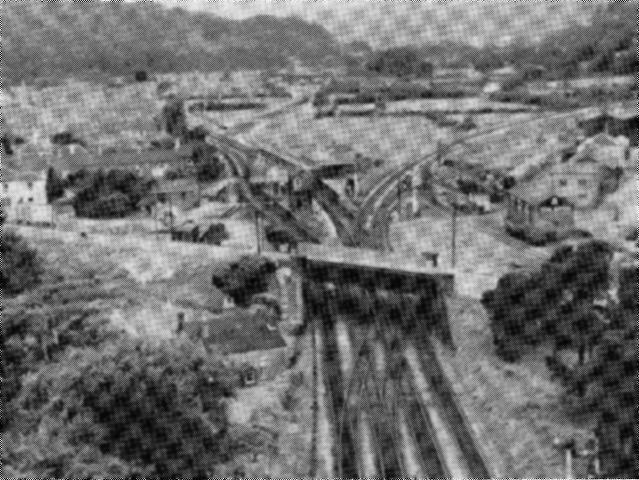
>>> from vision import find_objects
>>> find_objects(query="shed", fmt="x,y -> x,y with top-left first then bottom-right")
180,308 -> 288,382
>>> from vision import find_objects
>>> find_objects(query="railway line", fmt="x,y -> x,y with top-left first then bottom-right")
312,286 -> 486,478
354,110 -> 588,251
202,103 -> 590,478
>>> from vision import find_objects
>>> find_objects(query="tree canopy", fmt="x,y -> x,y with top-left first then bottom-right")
365,47 -> 434,78
212,256 -> 277,306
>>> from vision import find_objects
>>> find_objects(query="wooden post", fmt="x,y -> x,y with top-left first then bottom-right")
255,210 -> 261,255
451,205 -> 457,268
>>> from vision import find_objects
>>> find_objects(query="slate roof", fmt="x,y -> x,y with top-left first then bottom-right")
183,308 -> 286,355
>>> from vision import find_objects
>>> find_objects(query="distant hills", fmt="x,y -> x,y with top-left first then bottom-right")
415,2 -> 638,77
1,1 -> 636,85
1,2 -> 342,84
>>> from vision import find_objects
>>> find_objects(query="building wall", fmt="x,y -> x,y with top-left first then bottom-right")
553,172 -> 603,209
154,190 -> 200,211
1,178 -> 48,219
227,347 -> 289,382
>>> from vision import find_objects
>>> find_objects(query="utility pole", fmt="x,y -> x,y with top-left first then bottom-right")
397,183 -> 402,222
168,194 -> 174,239
451,204 -> 457,268
255,209 -> 261,255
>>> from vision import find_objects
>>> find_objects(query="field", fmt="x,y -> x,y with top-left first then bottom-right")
252,102 -> 457,165
4,81 -> 161,149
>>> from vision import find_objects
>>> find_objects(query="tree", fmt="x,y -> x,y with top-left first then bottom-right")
8,337 -> 236,478
72,169 -> 152,219
366,47 -> 433,78
486,244 -> 636,477
192,143 -> 225,183
212,256 -> 276,306
483,241 -> 612,362
161,100 -> 187,137
45,167 -> 65,202
0,229 -> 42,297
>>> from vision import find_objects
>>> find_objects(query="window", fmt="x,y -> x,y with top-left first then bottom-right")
28,197 -> 34,203
578,179 -> 588,188
3,184 -> 8,192
27,182 -> 33,189
559,179 -> 568,187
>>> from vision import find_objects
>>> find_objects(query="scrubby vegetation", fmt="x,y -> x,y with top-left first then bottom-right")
365,47 -> 434,78
1,237 -> 245,478
482,241 -> 637,478
211,256 -> 277,306
0,211 -> 43,297
192,143 -> 226,183
69,169 -> 153,219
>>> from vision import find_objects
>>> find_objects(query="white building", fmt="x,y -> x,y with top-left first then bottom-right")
1,170 -> 53,224
577,133 -> 631,169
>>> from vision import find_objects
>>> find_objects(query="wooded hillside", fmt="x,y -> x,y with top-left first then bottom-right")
1,2 -> 342,83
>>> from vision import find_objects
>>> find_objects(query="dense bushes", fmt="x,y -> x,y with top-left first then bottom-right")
365,47 -> 433,78
72,169 -> 152,219
5,338 -> 236,478
482,241 -> 613,362
211,256 -> 277,306
192,143 -> 225,183
2,270 -> 238,477
0,223 -> 42,297
483,243 -> 637,477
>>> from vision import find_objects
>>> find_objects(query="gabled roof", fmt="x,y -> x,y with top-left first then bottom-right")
508,181 -> 560,206
1,169 -> 46,183
151,178 -> 200,195
183,307 -> 286,354
588,132 -> 625,147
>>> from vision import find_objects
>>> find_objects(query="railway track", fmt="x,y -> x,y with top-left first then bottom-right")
311,280 -> 482,479
354,110 -> 588,251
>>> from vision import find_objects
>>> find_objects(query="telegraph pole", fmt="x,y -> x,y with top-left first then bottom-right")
451,204 -> 457,268
255,209 -> 261,255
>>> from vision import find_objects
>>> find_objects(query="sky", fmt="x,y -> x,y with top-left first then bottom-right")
153,0 -> 600,47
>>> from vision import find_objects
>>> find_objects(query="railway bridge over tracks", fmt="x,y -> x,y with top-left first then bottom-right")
277,244 -> 493,479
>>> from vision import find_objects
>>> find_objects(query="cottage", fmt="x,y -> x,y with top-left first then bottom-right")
577,133 -> 631,169
578,109 -> 638,147
505,184 -> 577,245
93,144 -> 195,178
1,170 -> 53,224
146,178 -> 201,211
248,157 -> 290,199
178,308 -> 288,383
535,156 -> 617,209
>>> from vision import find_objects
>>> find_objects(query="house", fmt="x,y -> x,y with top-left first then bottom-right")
578,109 -> 638,147
200,178 -> 243,204
523,150 -> 621,210
248,155 -> 290,199
577,133 -> 630,169
92,145 -> 195,178
145,178 -> 201,212
490,64 -> 520,82
335,101 -> 377,117
177,308 -> 288,383
1,170 -> 52,223
505,182 -> 577,245
434,65 -> 483,84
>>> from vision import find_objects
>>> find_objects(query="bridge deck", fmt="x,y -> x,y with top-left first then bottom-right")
296,243 -> 454,289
